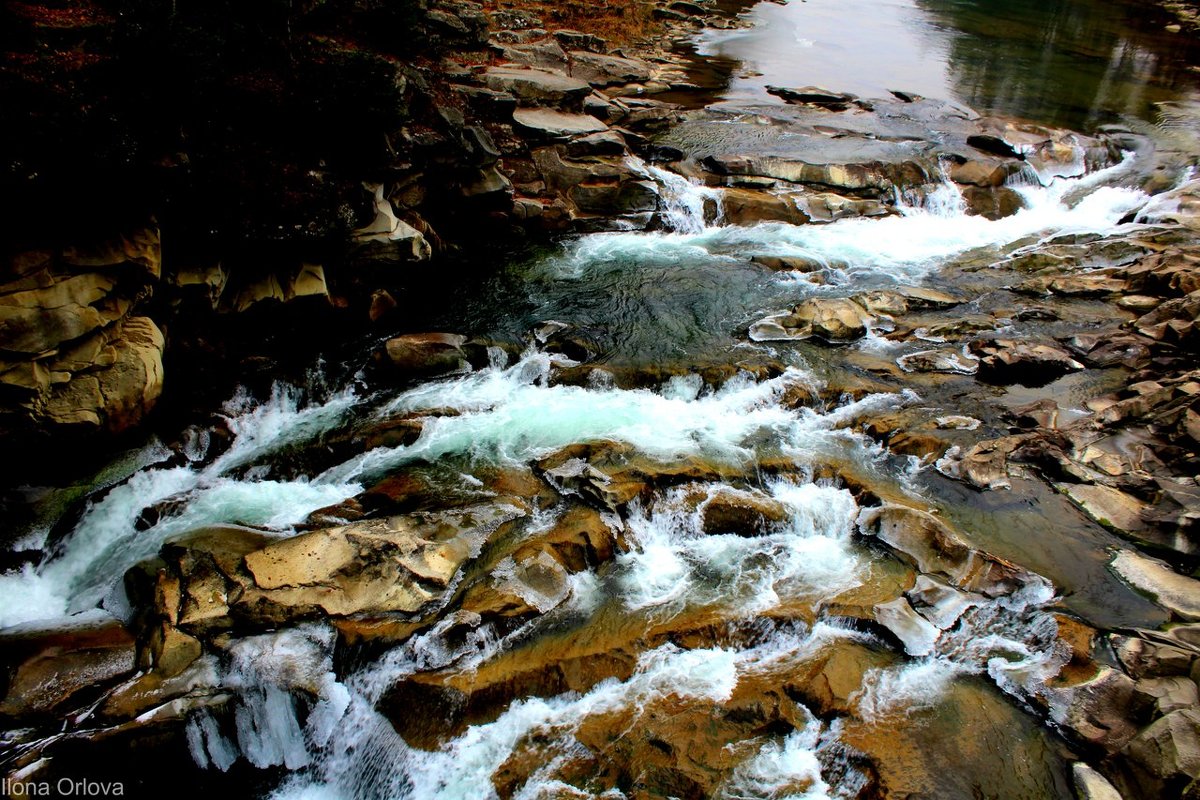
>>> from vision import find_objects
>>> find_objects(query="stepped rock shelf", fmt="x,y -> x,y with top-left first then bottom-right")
4,0 -> 1200,799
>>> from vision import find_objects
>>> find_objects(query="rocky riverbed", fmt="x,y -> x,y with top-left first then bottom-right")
4,0 -> 1200,798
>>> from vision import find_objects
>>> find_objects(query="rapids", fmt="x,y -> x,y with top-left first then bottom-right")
3,139 -> 1177,798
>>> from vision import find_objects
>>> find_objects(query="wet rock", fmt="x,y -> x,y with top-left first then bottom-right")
1071,762 -> 1124,800
897,348 -> 978,374
351,184 -> 432,264
570,180 -> 658,215
906,574 -> 982,629
512,108 -> 608,139
784,640 -> 894,716
950,159 -> 1013,187
1134,290 -> 1200,345
483,66 -> 592,108
767,85 -> 857,110
1019,271 -> 1128,298
874,596 -> 940,655
859,504 -> 1035,596
239,502 -> 527,619
698,487 -> 789,536
940,435 -> 1032,490
966,133 -> 1024,160
382,333 -> 470,379
1114,634 -> 1196,679
749,255 -> 822,273
567,51 -> 654,87
720,187 -> 810,225
461,550 -> 571,617
1134,676 -> 1200,715
969,338 -> 1083,387
1057,483 -> 1149,535
960,185 -> 1025,219
1053,667 -> 1142,753
514,505 -> 618,573
753,297 -> 872,342
1121,707 -> 1200,794
564,130 -> 626,157
0,619 -> 137,720
1111,550 -> 1200,621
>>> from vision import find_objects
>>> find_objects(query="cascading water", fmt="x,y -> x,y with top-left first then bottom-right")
1,137 -> 1170,798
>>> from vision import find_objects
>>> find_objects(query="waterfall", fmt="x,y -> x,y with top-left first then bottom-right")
629,158 -> 724,234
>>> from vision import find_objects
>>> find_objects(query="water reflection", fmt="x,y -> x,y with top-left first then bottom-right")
697,0 -> 1200,128
921,0 -> 1200,127
697,0 -> 956,105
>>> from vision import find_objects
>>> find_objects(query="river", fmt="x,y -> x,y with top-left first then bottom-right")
3,0 -> 1200,798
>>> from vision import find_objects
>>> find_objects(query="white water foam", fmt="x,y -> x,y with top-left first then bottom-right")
855,579 -> 1064,721
321,352 -> 904,486
618,480 -> 864,618
0,386 -> 363,629
534,154 -> 1149,287
224,621 -> 873,799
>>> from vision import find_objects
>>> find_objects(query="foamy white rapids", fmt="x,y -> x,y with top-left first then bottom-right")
618,480 -> 864,617
643,161 -> 724,234
0,385 -> 363,629
856,579 -> 1066,721
248,622 -> 872,800
536,153 -> 1149,285
321,352 -> 904,485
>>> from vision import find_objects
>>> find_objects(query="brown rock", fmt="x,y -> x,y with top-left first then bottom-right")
720,187 -> 810,225
0,620 -> 137,719
699,487 -> 789,536
382,332 -> 470,378
1122,707 -> 1200,793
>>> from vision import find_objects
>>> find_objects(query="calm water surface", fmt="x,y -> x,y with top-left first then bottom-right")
696,0 -> 1200,128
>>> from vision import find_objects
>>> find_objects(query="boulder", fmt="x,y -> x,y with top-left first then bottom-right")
783,640 -> 894,716
5,315 -> 166,434
950,159 -> 1013,187
351,183 -> 432,263
906,574 -> 982,629
1134,676 -> 1200,715
566,51 -> 653,87
1111,550 -> 1200,621
1114,634 -> 1195,679
698,487 -> 789,536
966,133 -> 1024,159
382,332 -> 470,378
1057,484 -> 1149,535
565,130 -> 626,157
483,66 -> 591,108
512,108 -> 608,139
1052,667 -> 1142,753
858,504 -> 1035,596
461,550 -> 571,616
969,338 -> 1083,387
961,186 -> 1024,219
720,187 -> 810,226
766,85 -> 857,110
240,502 -> 526,618
753,297 -> 873,342
0,619 -> 137,720
897,348 -> 979,374
1121,707 -> 1200,793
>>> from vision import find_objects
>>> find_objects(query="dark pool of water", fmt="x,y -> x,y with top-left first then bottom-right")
691,0 -> 1200,129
